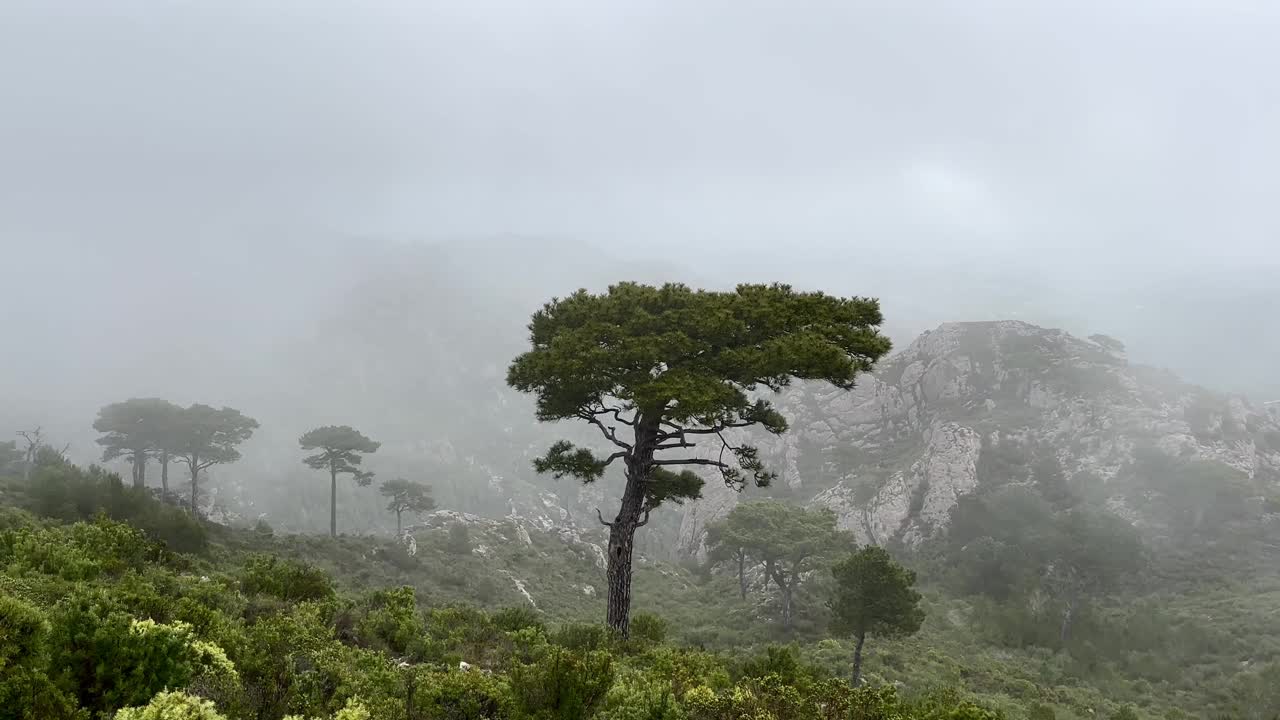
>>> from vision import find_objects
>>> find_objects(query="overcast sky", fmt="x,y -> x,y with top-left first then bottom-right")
2,0 -> 1280,482
3,0 -> 1279,271
2,0 -> 1280,424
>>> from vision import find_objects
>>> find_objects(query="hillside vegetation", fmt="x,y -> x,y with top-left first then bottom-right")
2,449 -> 1278,719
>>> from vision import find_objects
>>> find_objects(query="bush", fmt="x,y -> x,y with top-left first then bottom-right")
628,613 -> 668,646
509,648 -> 615,720
552,623 -> 611,652
1,518 -> 163,582
0,593 -> 76,719
49,590 -> 225,716
411,668 -> 513,720
734,645 -> 812,683
239,554 -> 335,602
115,691 -> 229,720
27,463 -> 206,553
446,523 -> 472,555
492,606 -> 546,634
354,586 -> 423,657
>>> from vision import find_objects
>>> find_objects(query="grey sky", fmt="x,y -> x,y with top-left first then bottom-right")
2,0 -> 1280,435
4,0 -> 1279,270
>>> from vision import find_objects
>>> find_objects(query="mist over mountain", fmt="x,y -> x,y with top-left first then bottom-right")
1,235 -> 1274,542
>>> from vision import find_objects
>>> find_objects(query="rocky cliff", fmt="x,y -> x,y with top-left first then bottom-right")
671,320 -> 1280,556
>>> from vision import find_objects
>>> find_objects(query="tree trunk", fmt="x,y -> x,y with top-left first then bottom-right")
1059,599 -> 1075,646
160,452 -> 169,495
768,564 -> 794,633
605,475 -> 645,637
135,450 -> 147,488
737,551 -> 746,600
606,417 -> 658,638
780,582 -> 794,633
189,455 -> 200,514
330,465 -> 338,538
396,508 -> 403,536
852,632 -> 867,685
405,670 -> 415,720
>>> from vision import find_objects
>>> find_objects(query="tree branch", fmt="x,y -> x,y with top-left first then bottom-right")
658,420 -> 753,439
596,508 -> 614,528
599,405 -> 636,426
635,509 -> 652,528
577,411 -> 632,450
651,458 -> 729,468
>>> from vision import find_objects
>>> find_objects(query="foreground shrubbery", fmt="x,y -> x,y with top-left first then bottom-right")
0,497 -> 1005,720
3,462 -> 1278,720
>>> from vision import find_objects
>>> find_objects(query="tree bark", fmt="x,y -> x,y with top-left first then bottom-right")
605,474 -> 644,636
160,452 -> 169,495
189,455 -> 200,514
737,551 -> 747,600
781,583 -> 794,632
330,465 -> 338,538
133,450 -> 147,489
396,508 -> 403,536
852,632 -> 867,685
768,564 -> 794,633
605,416 -> 658,638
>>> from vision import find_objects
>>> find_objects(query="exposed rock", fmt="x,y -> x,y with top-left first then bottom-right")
901,423 -> 982,544
418,320 -> 1279,559
685,320 -> 1280,552
676,478 -> 742,559
400,532 -> 418,557
500,570 -> 537,608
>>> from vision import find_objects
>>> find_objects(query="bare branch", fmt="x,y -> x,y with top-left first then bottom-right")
601,405 -> 636,426
635,509 -> 652,528
651,458 -> 729,468
717,430 -> 730,467
596,508 -> 614,528
583,402 -> 637,426
577,411 -> 633,450
659,421 -> 752,438
652,440 -> 695,451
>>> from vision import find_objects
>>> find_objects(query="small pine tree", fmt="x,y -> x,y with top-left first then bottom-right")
829,546 -> 925,685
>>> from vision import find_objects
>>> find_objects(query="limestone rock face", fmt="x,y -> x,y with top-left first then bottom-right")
805,422 -> 981,546
672,321 -> 1280,554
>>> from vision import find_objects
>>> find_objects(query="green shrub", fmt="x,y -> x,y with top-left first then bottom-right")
240,554 -> 335,602
492,606 -> 546,634
27,464 -> 206,553
115,691 -> 228,720
446,523 -> 472,555
552,623 -> 611,652
628,613 -> 668,646
509,648 -> 615,720
411,668 -> 513,720
0,593 -> 76,719
49,590 -> 223,716
354,586 -> 423,657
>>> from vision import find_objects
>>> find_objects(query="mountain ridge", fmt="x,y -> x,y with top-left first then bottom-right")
661,319 -> 1280,558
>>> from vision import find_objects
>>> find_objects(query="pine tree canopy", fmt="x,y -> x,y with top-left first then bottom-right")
507,281 -> 890,503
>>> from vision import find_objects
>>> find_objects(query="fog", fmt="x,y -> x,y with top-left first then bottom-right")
3,1 -> 1279,525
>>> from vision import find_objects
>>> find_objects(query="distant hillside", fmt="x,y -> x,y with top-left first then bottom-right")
675,320 -> 1280,559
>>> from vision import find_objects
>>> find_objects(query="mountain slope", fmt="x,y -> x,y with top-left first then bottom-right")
675,320 -> 1280,556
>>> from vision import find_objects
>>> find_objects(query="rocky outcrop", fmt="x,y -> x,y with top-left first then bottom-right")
674,320 -> 1280,553
806,422 -> 981,545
